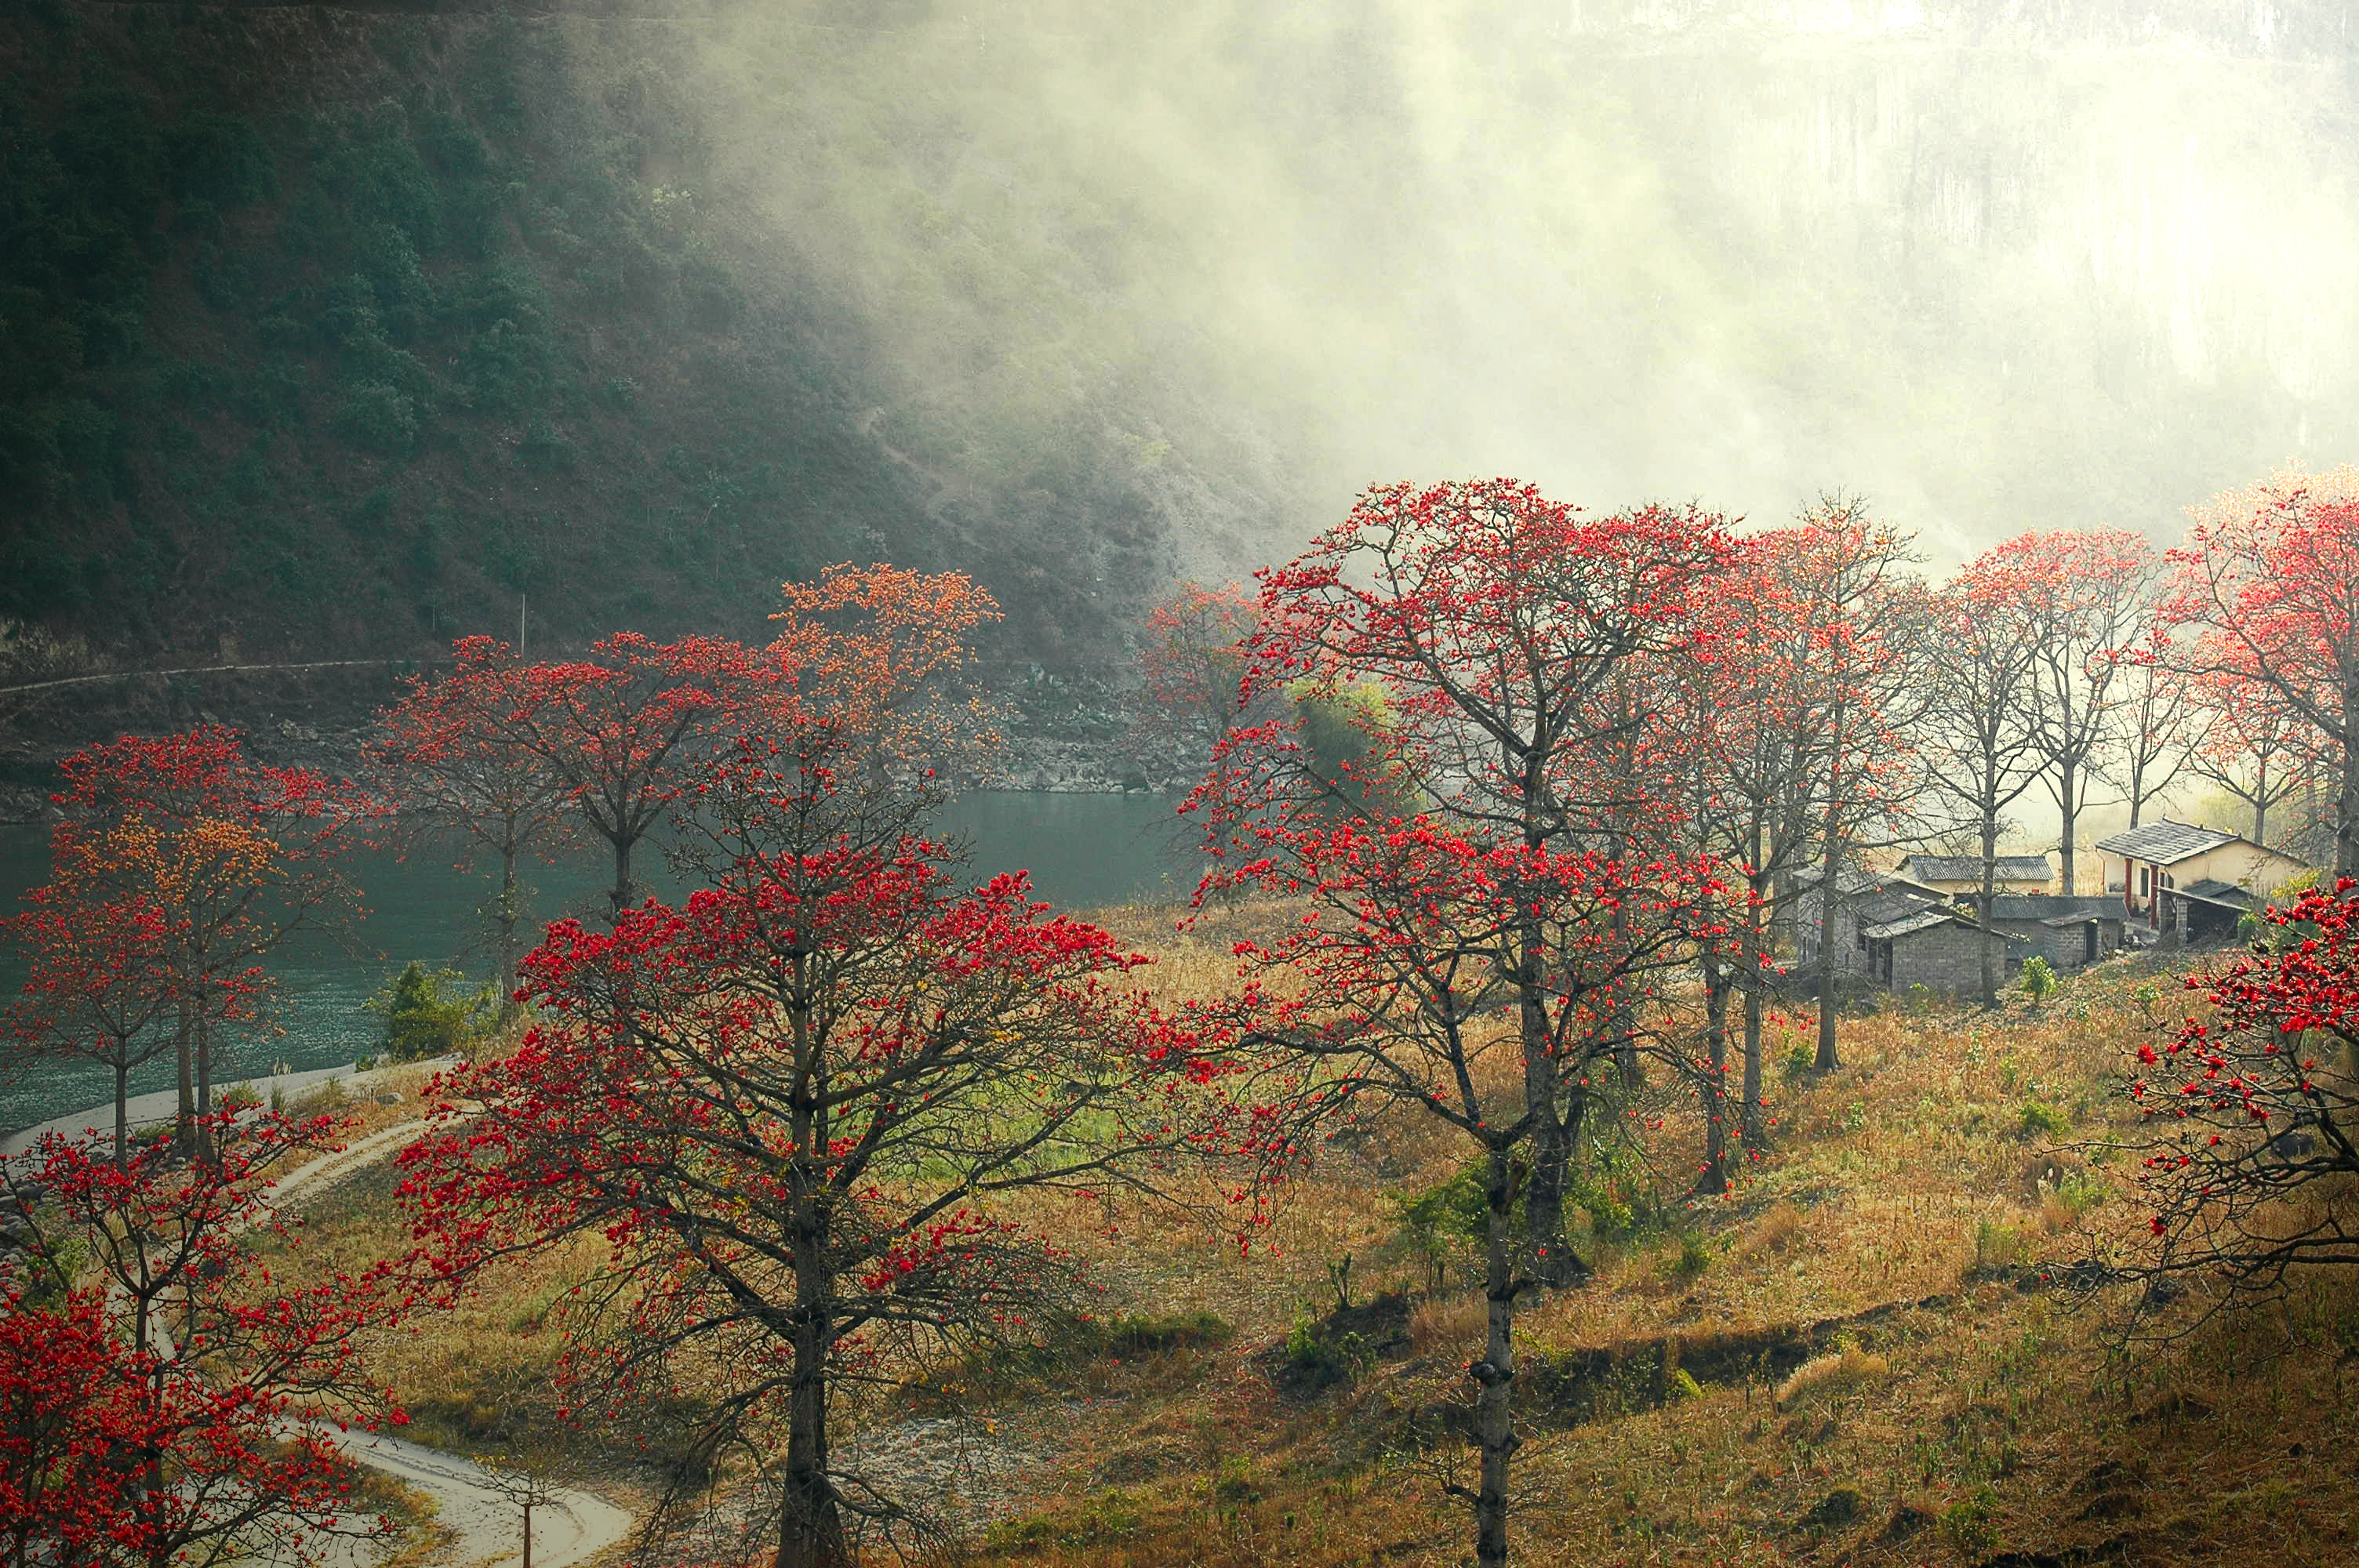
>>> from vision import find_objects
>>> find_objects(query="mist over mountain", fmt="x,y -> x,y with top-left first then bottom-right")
2,0 -> 2353,679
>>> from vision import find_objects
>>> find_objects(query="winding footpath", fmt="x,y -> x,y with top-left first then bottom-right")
13,1074 -> 639,1568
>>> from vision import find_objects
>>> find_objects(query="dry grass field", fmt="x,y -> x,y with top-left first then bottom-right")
274,907 -> 2359,1566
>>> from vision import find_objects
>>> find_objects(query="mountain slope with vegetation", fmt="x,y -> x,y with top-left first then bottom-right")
0,0 -> 1292,676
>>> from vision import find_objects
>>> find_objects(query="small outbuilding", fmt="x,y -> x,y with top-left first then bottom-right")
1859,906 -> 2031,996
1979,895 -> 2128,973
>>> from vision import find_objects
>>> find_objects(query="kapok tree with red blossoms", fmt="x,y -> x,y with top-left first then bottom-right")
1199,479 -> 1734,1272
398,729 -> 1250,1568
2163,466 -> 2359,876
0,1110 -> 410,1568
2117,877 -> 2359,1321
1130,579 -> 1260,775
376,637 -> 576,996
1207,815 -> 1732,1568
4,873 -> 176,1166
47,729 -> 369,1159
487,631 -> 776,922
766,562 -> 1005,787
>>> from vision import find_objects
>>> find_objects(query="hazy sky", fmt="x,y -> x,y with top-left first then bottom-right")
573,0 -> 2359,606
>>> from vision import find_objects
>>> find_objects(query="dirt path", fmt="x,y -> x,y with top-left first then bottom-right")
262,1112 -> 640,1566
315,1429 -> 635,1568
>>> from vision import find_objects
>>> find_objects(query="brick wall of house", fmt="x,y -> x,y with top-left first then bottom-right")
1890,923 -> 2015,994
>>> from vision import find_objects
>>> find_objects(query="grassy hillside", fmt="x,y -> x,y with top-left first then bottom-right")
0,1 -> 1292,674
276,914 -> 2359,1566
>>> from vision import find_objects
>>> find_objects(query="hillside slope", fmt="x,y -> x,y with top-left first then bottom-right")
0,1 -> 1293,674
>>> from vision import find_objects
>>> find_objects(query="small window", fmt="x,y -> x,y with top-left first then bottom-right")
2138,865 -> 2150,897
1856,928 -> 1869,952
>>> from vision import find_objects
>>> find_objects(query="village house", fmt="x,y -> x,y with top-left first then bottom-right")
2092,821 -> 2312,944
1979,894 -> 2128,973
1889,853 -> 2054,896
1791,867 -> 1948,986
1859,906 -> 2032,994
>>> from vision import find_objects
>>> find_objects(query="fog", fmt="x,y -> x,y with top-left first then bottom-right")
579,0 -> 2359,577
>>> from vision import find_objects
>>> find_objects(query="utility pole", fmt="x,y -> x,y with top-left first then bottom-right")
518,592 -> 527,659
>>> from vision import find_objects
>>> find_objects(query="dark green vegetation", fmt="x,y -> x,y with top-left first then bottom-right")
0,1 -> 1285,669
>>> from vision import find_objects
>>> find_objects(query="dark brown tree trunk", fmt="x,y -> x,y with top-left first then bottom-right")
778,1258 -> 848,1568
1470,1146 -> 1520,1568
1696,967 -> 1731,1195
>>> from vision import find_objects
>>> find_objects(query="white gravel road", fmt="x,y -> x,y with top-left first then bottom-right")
316,1428 -> 635,1568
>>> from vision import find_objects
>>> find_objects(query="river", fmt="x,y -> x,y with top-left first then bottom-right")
0,791 -> 1198,1135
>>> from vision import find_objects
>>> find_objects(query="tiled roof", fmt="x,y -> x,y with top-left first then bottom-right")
2176,878 -> 2258,909
1896,854 -> 2053,885
2090,820 -> 2241,865
1861,909 -> 2030,942
1985,895 -> 2122,921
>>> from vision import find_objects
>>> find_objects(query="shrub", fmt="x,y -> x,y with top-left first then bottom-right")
2019,955 -> 2059,1006
1282,1305 -> 1372,1389
1408,1294 -> 1487,1359
2017,1100 -> 2069,1141
365,962 -> 493,1062
1660,1231 -> 1712,1284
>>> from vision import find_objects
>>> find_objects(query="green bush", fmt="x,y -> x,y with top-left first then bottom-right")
2018,955 -> 2058,1006
365,962 -> 494,1062
2017,1100 -> 2069,1141
1281,1305 -> 1372,1389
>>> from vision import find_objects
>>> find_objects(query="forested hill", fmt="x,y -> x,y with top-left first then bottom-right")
0,0 -> 1295,676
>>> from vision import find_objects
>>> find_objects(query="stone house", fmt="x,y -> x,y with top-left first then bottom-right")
1791,867 -> 1948,984
1859,907 -> 2032,995
2092,821 -> 2312,942
1890,853 -> 2054,896
1979,895 -> 2128,973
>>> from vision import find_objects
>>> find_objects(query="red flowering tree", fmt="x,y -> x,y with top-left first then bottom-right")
1773,502 -> 1932,1071
1919,565 -> 2049,1006
2111,628 -> 2197,831
491,633 -> 773,922
2121,877 -> 2359,1316
767,562 -> 1005,786
376,638 -> 576,994
3,873 -> 176,1164
47,730 -> 368,1157
1130,579 -> 1259,775
398,730 -> 1247,1568
2164,466 -> 2359,875
0,1111 -> 409,1567
1964,528 -> 2159,893
2179,655 -> 2321,848
1209,815 -> 1730,1568
1199,479 -> 1733,1265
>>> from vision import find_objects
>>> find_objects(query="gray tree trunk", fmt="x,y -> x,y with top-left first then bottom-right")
1471,1146 -> 1521,1567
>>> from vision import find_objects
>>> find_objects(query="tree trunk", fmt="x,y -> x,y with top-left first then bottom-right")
194,1008 -> 216,1165
2253,751 -> 2270,847
1696,968 -> 1730,1195
2056,757 -> 2077,895
2340,713 -> 2359,878
609,833 -> 634,927
498,833 -> 523,1017
1976,822 -> 2001,1009
114,1061 -> 131,1168
1813,833 -> 1844,1071
173,1000 -> 195,1157
1740,975 -> 1767,1157
777,1277 -> 849,1568
1470,1145 -> 1521,1568
1514,912 -> 1584,1285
